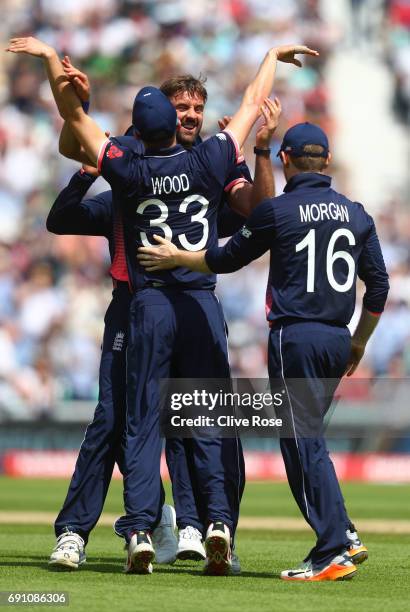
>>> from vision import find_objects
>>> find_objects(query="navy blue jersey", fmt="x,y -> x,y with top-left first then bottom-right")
217,203 -> 245,238
206,173 -> 389,326
47,170 -> 245,242
99,131 -> 240,290
116,134 -> 250,239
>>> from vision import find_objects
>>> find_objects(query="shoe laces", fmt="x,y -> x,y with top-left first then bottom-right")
54,531 -> 84,552
179,526 -> 202,540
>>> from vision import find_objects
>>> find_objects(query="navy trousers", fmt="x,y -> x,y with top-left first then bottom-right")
54,286 -> 190,542
55,283 -> 134,543
268,320 -> 353,567
115,288 -> 244,541
166,436 -> 245,538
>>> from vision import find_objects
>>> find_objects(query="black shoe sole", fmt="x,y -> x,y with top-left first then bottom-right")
177,550 -> 206,562
336,569 -> 357,581
350,550 -> 368,565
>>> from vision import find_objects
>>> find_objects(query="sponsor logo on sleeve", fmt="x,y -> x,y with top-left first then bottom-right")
107,145 -> 124,159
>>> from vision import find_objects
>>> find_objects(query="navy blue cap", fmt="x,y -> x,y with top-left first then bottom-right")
132,86 -> 177,140
277,122 -> 329,158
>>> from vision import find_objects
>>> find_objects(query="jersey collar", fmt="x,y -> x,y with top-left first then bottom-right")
144,144 -> 185,157
284,173 -> 332,193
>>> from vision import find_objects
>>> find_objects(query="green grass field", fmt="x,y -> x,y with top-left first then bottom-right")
1,478 -> 409,612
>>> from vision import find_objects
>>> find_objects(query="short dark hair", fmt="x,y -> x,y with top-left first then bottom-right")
160,74 -> 208,104
289,144 -> 328,172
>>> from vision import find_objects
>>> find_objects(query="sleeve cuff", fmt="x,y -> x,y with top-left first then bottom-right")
224,177 -> 249,193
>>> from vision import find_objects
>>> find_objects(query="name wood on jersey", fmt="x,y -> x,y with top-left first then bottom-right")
299,202 -> 349,223
151,174 -> 190,195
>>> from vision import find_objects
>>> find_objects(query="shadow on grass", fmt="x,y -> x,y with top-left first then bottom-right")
2,556 -> 278,579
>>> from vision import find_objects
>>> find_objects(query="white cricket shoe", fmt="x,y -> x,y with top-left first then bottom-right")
152,504 -> 178,564
124,531 -> 155,574
204,522 -> 231,576
176,526 -> 206,561
49,531 -> 86,570
281,551 -> 357,581
346,525 -> 368,565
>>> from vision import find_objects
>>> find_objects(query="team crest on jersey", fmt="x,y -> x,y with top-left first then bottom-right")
216,133 -> 227,141
112,331 -> 125,351
106,145 -> 124,159
240,226 -> 252,239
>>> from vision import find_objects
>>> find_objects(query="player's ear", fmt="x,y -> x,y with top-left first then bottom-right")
280,151 -> 289,167
325,152 -> 332,167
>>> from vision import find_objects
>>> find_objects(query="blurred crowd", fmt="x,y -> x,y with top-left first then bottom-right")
0,0 -> 409,418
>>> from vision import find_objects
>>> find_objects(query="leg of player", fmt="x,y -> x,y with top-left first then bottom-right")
50,284 -> 177,570
114,289 -> 176,574
49,284 -> 130,570
165,438 -> 206,561
174,289 -> 245,576
269,321 -> 359,581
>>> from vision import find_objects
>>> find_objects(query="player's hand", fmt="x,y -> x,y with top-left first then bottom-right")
137,235 -> 179,271
6,36 -> 55,59
345,340 -> 366,377
256,97 -> 281,148
62,56 -> 90,102
218,116 -> 232,131
274,44 -> 319,67
81,164 -> 99,177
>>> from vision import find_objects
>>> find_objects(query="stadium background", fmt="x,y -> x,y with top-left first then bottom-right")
0,0 -> 410,479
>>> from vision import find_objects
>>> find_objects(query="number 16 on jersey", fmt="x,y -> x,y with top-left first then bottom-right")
296,228 -> 356,293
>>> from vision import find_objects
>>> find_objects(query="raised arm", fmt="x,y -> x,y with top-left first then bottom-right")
226,97 -> 281,216
226,45 -> 318,150
7,37 -> 107,166
58,56 -> 94,164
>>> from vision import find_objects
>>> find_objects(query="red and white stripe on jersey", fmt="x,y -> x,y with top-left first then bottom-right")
110,211 -> 129,283
223,129 -> 242,164
224,177 -> 249,193
97,139 -> 111,174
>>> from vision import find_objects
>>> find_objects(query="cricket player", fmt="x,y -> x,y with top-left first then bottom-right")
137,122 -> 390,581
6,36 -> 318,575
45,73 -> 251,568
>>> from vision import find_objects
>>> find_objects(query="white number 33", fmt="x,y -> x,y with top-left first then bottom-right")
136,195 -> 209,252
